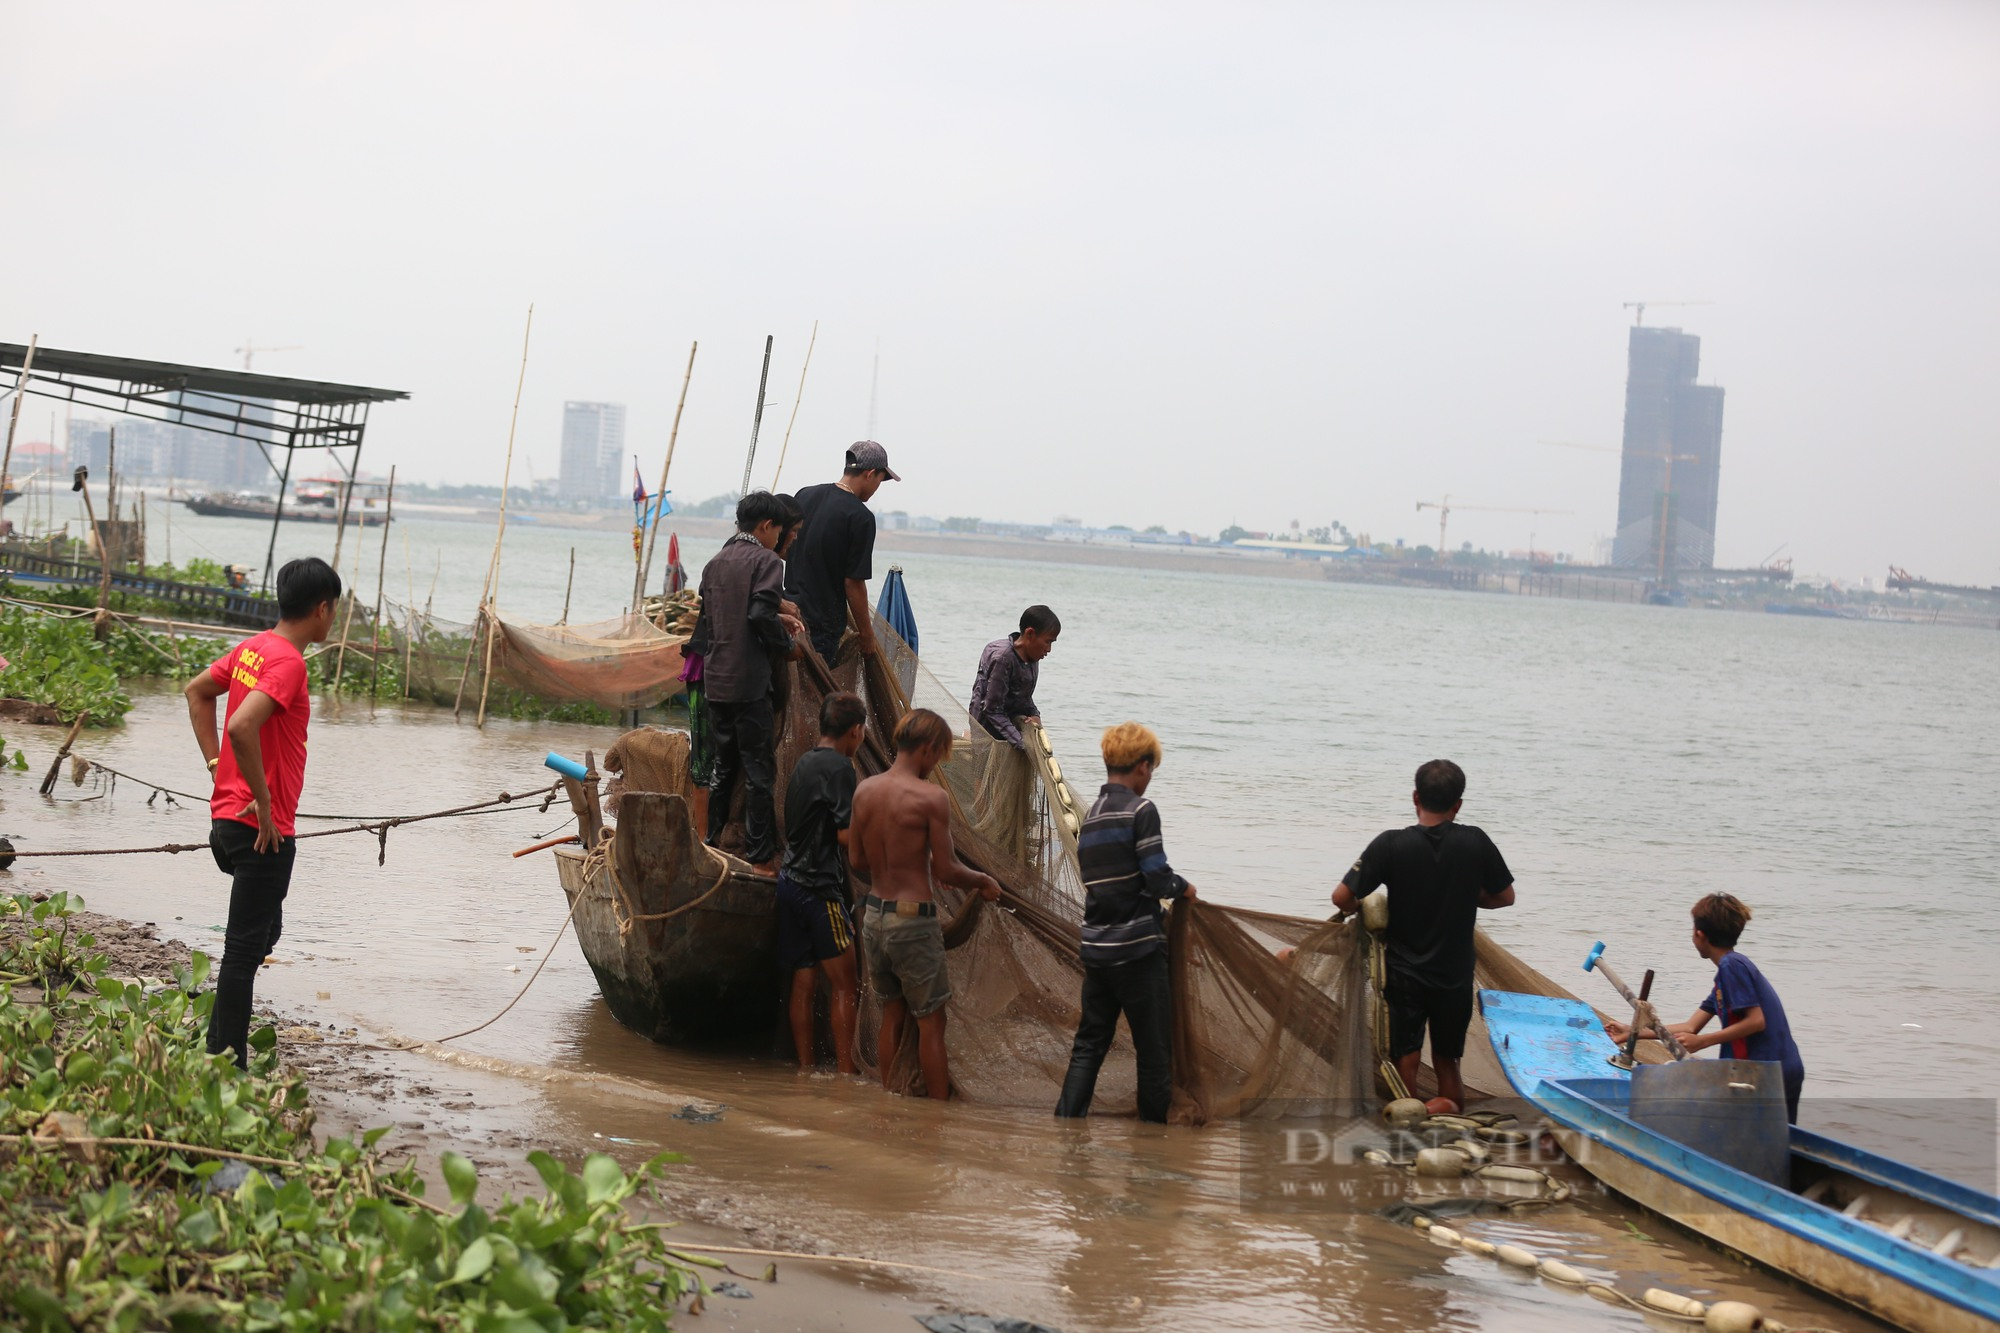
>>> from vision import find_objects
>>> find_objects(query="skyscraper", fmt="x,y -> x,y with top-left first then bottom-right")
1612,326 -> 1725,573
558,401 -> 627,503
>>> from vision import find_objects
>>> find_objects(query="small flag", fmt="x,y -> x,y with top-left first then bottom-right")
635,490 -> 672,530
632,459 -> 647,505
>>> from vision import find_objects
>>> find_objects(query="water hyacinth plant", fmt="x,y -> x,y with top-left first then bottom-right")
0,893 -> 699,1330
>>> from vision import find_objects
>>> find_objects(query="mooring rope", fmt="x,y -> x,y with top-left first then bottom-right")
56,758 -> 558,824
434,890 -> 583,1045
6,784 -> 561,861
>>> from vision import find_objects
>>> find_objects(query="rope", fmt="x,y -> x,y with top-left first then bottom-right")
585,826 -> 736,936
6,784 -> 561,859
434,891 -> 582,1044
59,758 -> 552,824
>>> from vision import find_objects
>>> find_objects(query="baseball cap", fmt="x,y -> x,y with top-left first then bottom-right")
845,440 -> 901,481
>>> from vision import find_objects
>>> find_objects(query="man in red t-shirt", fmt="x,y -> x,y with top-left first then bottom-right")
184,556 -> 341,1067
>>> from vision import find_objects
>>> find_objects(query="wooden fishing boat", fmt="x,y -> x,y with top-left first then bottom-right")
553,790 -> 780,1044
1482,989 -> 2000,1333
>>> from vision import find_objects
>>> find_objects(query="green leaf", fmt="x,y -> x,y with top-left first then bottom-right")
526,1150 -> 566,1195
189,950 -> 212,990
177,1208 -> 222,1248
248,1023 -> 277,1052
116,1254 -> 165,1278
7,1283 -> 71,1333
582,1153 -> 624,1206
441,1150 -> 479,1206
446,1236 -> 494,1287
361,1125 -> 393,1149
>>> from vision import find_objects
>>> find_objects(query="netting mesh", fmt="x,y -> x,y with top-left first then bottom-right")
694,616 -> 1605,1123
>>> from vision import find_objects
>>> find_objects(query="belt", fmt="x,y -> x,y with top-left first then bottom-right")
861,895 -> 936,917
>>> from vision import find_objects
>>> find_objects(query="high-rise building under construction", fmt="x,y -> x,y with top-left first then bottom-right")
1612,326 -> 1725,572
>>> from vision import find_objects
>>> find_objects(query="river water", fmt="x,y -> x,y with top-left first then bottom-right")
6,506 -> 1998,1331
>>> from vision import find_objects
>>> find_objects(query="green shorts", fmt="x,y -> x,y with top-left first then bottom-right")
861,905 -> 950,1019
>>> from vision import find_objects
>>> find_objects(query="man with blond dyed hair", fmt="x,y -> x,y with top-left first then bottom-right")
1054,722 -> 1197,1123
850,707 -> 1000,1099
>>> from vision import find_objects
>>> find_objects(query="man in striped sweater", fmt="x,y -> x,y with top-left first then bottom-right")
1053,722 -> 1198,1123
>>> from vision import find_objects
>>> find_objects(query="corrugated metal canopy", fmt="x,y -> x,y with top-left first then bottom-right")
0,342 -> 407,406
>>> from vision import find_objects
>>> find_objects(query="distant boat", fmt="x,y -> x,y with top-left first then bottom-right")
1766,602 -> 1849,619
184,492 -> 390,527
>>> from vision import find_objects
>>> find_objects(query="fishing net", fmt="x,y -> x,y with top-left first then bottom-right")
369,599 -> 694,715
691,615 -> 1608,1124
485,612 -> 688,711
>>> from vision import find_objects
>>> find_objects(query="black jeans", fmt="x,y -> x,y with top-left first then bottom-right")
206,819 -> 296,1068
1055,951 -> 1173,1123
707,695 -> 777,863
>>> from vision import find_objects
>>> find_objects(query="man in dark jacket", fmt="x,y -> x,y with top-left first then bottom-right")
1053,722 -> 1197,1123
692,491 -> 797,873
970,605 -> 1059,750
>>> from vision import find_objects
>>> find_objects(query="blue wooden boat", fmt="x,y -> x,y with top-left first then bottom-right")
1481,989 -> 2000,1333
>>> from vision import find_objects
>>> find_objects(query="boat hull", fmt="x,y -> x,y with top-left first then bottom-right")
554,793 -> 780,1044
1483,989 -> 2000,1333
1546,1121 -> 1997,1333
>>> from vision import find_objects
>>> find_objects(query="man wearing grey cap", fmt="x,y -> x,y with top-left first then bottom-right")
785,441 -> 899,663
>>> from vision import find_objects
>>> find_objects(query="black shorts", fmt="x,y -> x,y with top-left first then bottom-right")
775,874 -> 854,971
1385,977 -> 1474,1063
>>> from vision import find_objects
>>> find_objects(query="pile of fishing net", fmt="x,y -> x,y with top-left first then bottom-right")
376,599 -> 690,712
700,616 -> 1602,1123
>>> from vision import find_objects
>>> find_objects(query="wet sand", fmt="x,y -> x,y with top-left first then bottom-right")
0,689 -> 1908,1333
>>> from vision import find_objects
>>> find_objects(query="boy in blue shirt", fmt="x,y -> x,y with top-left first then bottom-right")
1608,892 -> 1806,1122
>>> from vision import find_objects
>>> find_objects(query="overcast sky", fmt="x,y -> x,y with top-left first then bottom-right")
5,2 -> 1997,581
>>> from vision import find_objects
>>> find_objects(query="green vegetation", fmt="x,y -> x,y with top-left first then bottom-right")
0,892 -> 698,1330
0,608 -> 230,725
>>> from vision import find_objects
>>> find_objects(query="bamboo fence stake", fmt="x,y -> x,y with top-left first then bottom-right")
561,547 -> 576,625
458,304 -> 534,720
402,530 -> 416,700
368,467 -> 397,705
768,319 -> 818,491
473,305 -> 534,728
38,712 -> 88,796
635,341 -> 697,611
3,336 -> 41,536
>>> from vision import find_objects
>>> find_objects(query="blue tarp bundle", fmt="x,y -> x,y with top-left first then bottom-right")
876,566 -> 918,654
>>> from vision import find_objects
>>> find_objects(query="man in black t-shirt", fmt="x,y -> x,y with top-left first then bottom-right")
1332,759 -> 1516,1114
776,691 -> 868,1074
785,441 -> 899,663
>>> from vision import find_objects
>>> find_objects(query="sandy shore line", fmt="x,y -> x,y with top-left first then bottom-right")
62,906 -> 973,1333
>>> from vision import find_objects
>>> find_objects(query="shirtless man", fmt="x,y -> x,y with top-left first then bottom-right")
849,707 -> 1000,1099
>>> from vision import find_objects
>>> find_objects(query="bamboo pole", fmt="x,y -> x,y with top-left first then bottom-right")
561,547 -> 575,625
368,467 -> 397,705
456,305 -> 534,719
471,305 -> 534,728
402,530 -> 416,701
738,335 -> 774,497
92,436 -> 116,638
634,341 -> 697,612
768,318 -> 818,492
3,336 -> 40,537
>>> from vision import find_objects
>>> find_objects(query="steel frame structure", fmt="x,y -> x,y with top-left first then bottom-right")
0,343 -> 407,592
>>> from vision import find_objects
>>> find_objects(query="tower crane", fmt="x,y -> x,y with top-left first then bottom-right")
236,340 -> 301,371
1622,300 -> 1712,327
1539,439 -> 1698,580
1415,497 -> 1571,564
